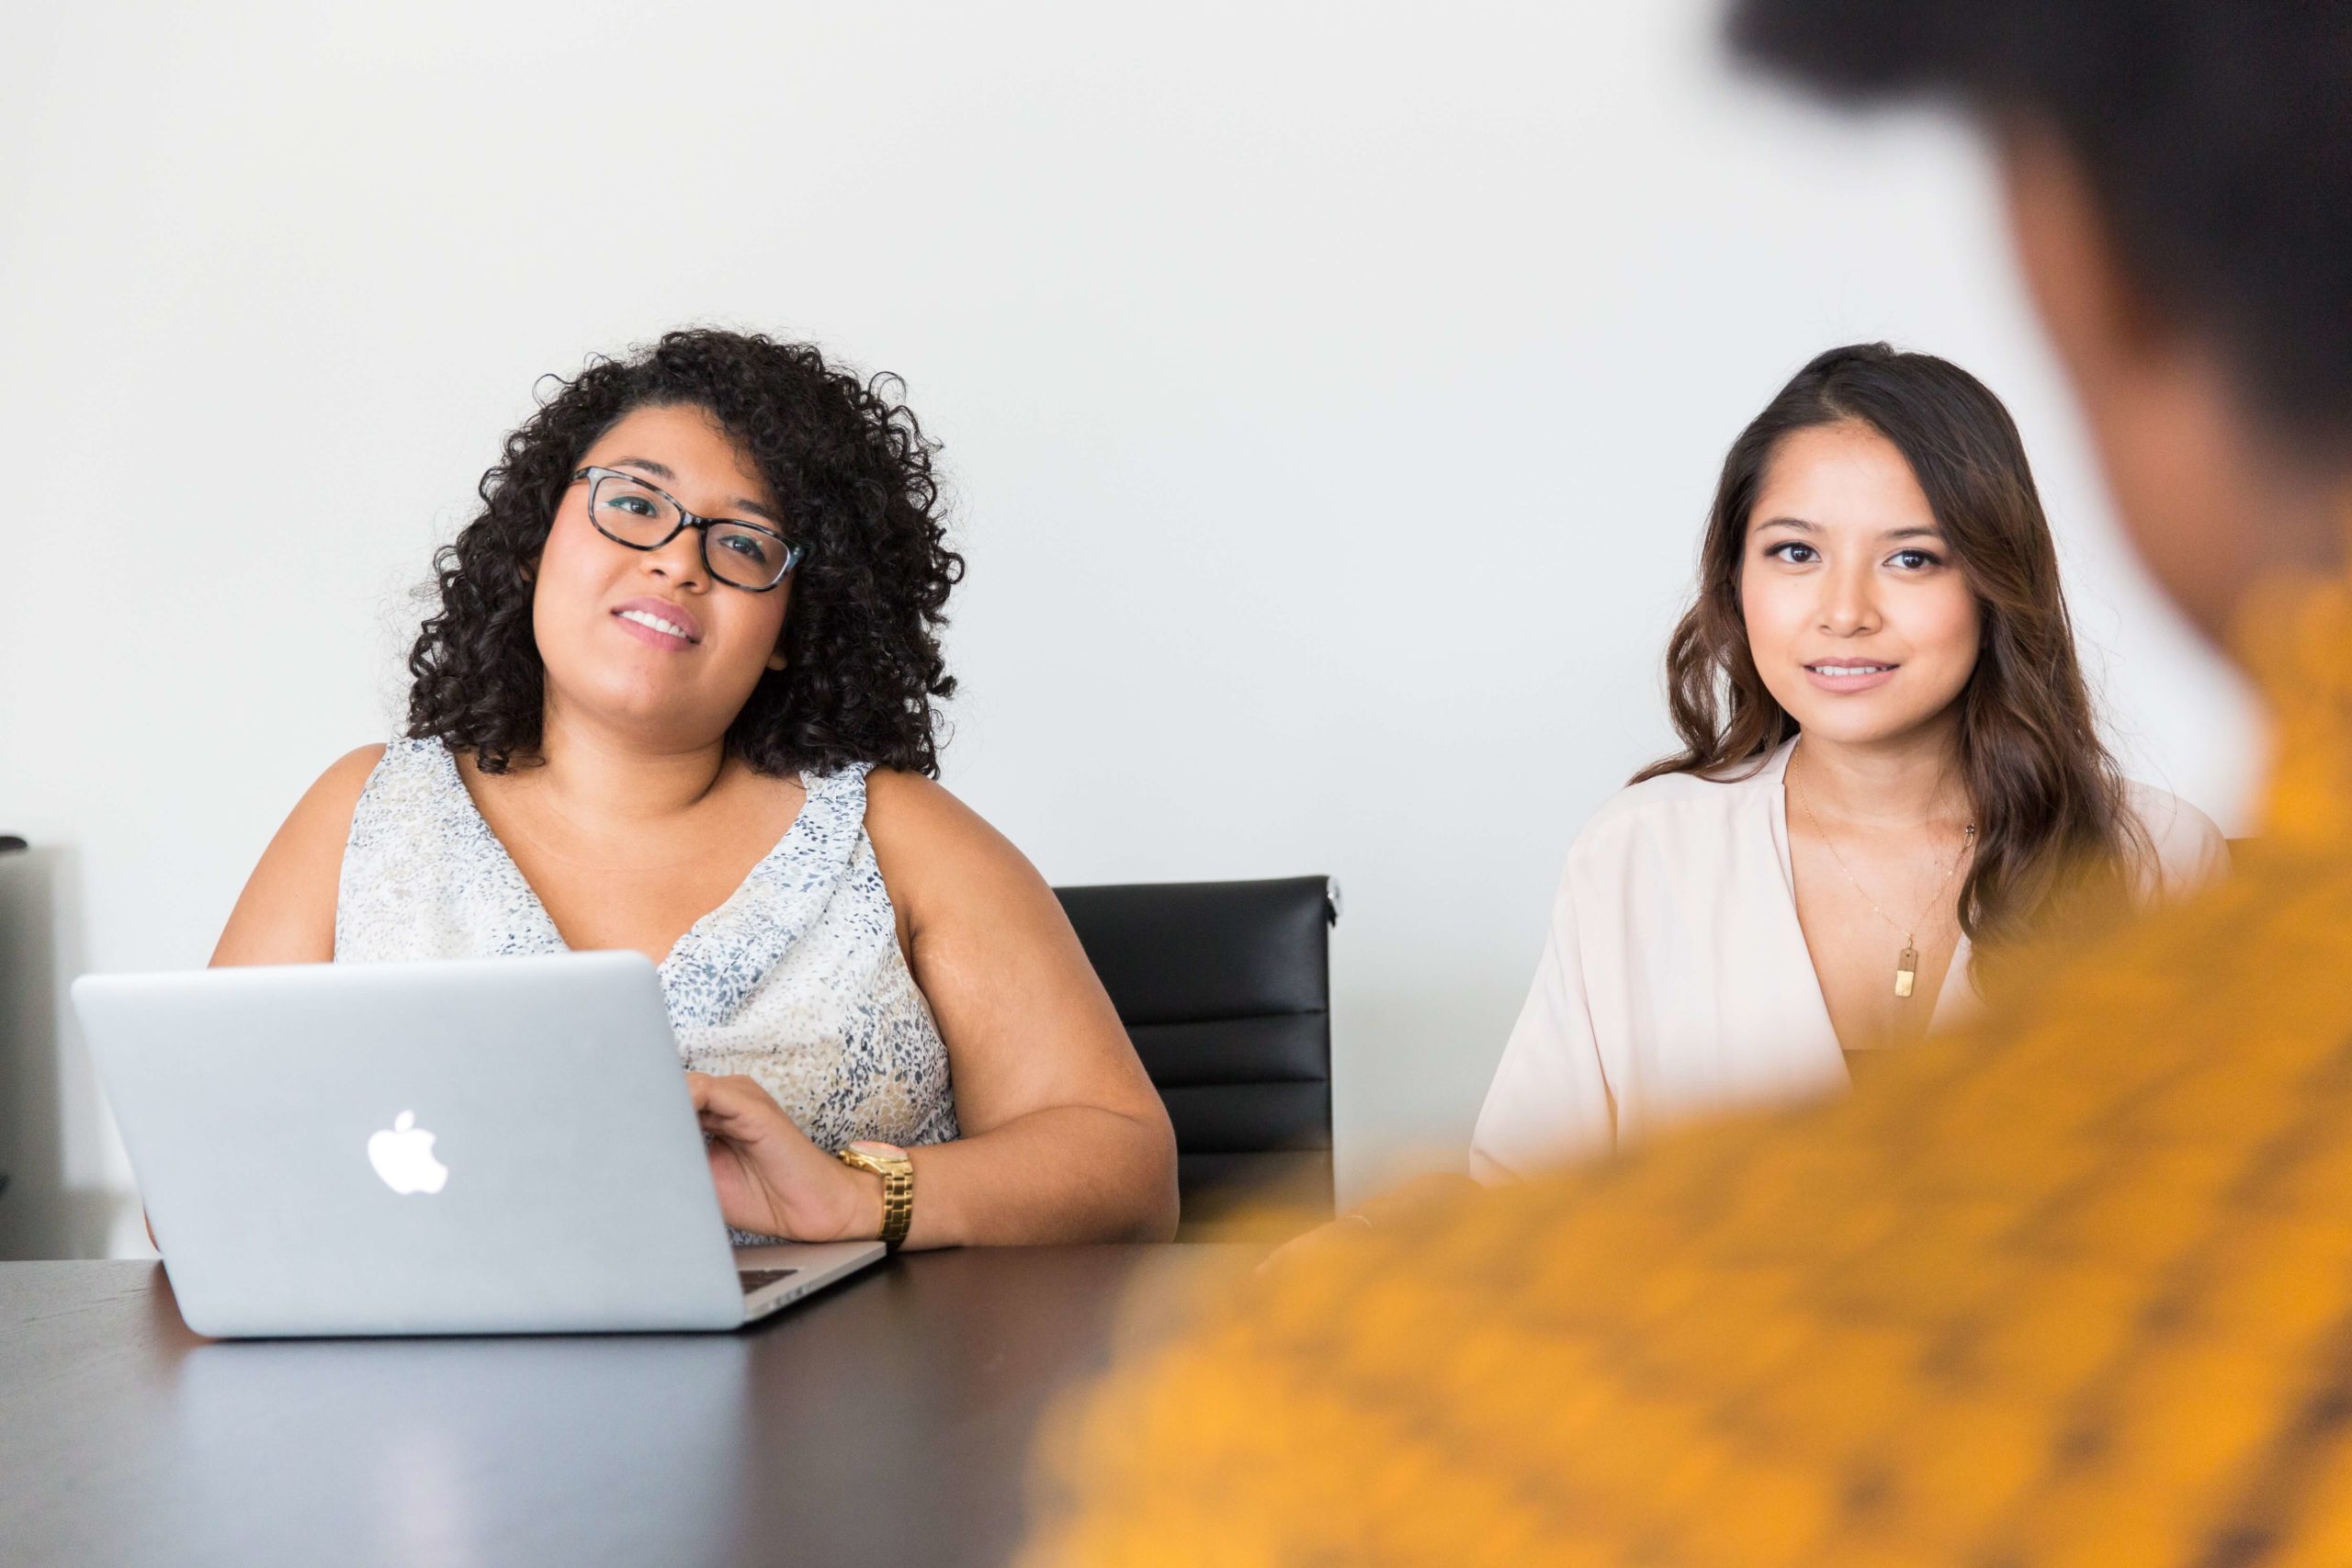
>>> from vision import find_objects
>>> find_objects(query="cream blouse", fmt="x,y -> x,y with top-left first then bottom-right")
1469,739 -> 2229,1180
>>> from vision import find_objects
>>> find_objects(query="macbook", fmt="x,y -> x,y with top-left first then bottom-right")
73,951 -> 884,1337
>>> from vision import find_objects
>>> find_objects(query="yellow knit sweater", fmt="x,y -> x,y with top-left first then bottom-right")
1028,578 -> 2352,1566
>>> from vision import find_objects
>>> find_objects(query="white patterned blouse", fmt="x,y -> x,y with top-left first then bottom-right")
334,739 -> 960,1204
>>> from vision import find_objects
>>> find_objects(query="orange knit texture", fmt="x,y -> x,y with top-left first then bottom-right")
1027,576 -> 2352,1566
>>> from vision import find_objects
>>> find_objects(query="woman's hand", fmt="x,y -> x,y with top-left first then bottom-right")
684,1072 -> 882,1242
1259,1171 -> 1481,1274
1256,1212 -> 1375,1274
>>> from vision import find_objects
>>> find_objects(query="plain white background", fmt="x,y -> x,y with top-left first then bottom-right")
0,1 -> 2259,1258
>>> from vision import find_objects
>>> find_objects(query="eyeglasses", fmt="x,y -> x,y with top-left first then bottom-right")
570,467 -> 804,592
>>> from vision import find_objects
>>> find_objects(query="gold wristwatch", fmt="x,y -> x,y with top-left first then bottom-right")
836,1141 -> 915,1250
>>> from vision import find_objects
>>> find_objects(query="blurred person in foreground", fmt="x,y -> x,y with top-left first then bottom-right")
1026,3 -> 2352,1562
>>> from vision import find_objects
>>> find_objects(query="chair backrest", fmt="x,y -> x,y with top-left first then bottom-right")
1054,875 -> 1338,1239
0,838 -> 19,1207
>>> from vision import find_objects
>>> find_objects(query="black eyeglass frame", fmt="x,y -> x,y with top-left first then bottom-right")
569,466 -> 805,591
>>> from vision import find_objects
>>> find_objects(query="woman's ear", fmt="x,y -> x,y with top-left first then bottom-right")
2001,117 -> 2344,642
2001,120 -> 2165,396
765,649 -> 787,672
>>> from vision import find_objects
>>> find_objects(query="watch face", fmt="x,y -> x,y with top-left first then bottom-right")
847,1140 -> 907,1163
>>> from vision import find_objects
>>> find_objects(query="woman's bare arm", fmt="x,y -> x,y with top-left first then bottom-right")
209,746 -> 384,967
866,770 -> 1180,1246
143,747 -> 382,1248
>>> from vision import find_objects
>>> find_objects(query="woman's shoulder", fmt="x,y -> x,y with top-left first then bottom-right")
1569,753 -> 1784,854
286,743 -> 401,863
209,743 -> 393,966
862,769 -> 1032,882
2117,775 -> 2232,895
311,743 -> 396,818
863,767 -> 978,835
861,769 -> 1065,947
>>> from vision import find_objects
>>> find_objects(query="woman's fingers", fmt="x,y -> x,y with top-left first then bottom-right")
685,1073 -> 784,1138
1257,1217 -> 1369,1275
679,1071 -> 862,1241
686,1070 -> 756,1111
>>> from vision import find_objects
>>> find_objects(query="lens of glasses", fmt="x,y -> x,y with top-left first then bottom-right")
588,472 -> 680,547
704,522 -> 792,589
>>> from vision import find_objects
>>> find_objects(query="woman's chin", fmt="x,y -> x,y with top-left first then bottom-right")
555,670 -> 742,743
1783,701 -> 1953,750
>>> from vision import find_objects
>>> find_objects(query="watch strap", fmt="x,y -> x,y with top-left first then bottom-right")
836,1143 -> 914,1250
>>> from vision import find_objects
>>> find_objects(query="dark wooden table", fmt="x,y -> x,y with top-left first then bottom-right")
0,1246 -> 1251,1567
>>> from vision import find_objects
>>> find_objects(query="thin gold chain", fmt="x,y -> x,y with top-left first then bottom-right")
1787,749 -> 1977,949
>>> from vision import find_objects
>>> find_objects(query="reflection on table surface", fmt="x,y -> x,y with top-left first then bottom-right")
0,1246 -> 1259,1568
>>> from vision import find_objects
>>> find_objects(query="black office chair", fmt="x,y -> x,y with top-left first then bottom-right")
1054,875 -> 1339,1241
0,836 -> 21,1211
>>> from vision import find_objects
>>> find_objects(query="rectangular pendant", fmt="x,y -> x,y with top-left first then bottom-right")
1894,945 -> 1917,998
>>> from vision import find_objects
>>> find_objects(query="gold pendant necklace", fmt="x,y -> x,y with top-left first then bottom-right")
1788,750 -> 1977,999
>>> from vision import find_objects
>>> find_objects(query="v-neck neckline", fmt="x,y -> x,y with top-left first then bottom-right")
1763,739 -> 1975,1062
435,743 -> 818,976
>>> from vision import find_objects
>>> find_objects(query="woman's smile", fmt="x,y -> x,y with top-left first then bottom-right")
609,595 -> 704,651
1801,660 -> 1899,694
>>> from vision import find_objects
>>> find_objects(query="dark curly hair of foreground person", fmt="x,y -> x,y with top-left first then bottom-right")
405,328 -> 963,777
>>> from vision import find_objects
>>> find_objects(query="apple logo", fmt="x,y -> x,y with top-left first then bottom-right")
368,1111 -> 450,1196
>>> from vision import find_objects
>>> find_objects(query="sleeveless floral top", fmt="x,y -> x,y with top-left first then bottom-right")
334,740 -> 960,1186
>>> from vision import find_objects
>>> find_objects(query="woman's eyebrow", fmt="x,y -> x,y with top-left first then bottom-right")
1754,515 -> 1816,533
611,455 -> 781,524
1881,525 -> 1943,541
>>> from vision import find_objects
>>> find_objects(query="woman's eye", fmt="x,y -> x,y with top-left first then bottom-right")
604,494 -> 658,517
1768,542 -> 1818,565
718,532 -> 774,566
1890,549 -> 1940,570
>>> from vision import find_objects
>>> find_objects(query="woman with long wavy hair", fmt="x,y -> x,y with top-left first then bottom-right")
1470,342 -> 2226,1179
211,328 -> 1177,1247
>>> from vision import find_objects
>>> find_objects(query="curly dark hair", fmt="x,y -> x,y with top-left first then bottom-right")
406,328 -> 962,776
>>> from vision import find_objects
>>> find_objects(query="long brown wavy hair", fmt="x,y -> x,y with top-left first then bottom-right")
1635,343 -> 2145,958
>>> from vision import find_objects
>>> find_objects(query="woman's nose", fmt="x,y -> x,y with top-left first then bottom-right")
644,526 -> 708,586
1817,565 -> 1879,633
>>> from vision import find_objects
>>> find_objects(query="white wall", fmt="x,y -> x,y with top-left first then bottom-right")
0,1 -> 2260,1257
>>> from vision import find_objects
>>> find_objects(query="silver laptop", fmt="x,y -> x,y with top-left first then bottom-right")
73,952 -> 885,1337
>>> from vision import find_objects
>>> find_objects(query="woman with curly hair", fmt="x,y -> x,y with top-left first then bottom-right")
210,328 -> 1179,1247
